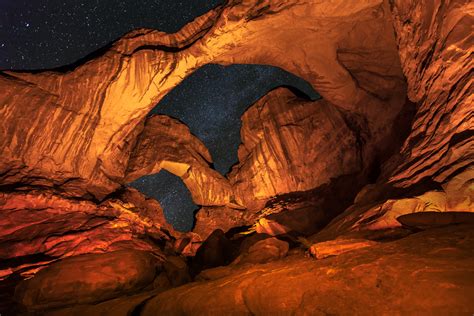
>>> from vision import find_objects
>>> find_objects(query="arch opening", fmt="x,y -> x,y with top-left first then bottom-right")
130,63 -> 320,231
149,63 -> 319,174
130,170 -> 198,232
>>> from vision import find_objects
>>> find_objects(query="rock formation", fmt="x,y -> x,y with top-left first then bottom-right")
0,0 -> 472,314
0,188 -> 174,281
387,0 -> 473,186
228,88 -> 361,209
141,225 -> 474,315
0,0 -> 406,204
305,0 -> 473,245
125,115 -> 235,207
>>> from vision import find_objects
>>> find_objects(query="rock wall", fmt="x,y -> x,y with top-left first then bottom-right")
307,0 -> 474,243
387,0 -> 473,186
228,88 -> 361,209
0,188 -> 176,280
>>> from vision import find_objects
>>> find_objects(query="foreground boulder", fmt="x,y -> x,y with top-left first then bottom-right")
232,237 -> 289,265
15,250 -> 159,311
309,239 -> 378,260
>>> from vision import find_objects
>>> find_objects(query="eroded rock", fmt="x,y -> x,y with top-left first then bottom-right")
125,115 -> 236,207
141,225 -> 474,315
387,0 -> 473,186
309,238 -> 378,260
15,250 -> 160,311
0,190 -> 172,280
0,0 -> 406,203
232,237 -> 289,265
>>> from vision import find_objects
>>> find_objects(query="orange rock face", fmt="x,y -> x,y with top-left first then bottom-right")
125,115 -> 235,207
0,189 -> 175,280
307,0 -> 474,244
14,250 -> 159,310
141,225 -> 474,315
0,0 -> 473,313
228,88 -> 360,209
387,0 -> 473,186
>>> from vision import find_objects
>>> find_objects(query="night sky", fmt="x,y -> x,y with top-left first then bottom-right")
1,0 -> 318,231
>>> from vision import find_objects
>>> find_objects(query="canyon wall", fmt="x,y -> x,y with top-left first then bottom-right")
387,0 -> 473,186
1,0 -> 471,280
1,0 -> 473,313
307,0 -> 473,243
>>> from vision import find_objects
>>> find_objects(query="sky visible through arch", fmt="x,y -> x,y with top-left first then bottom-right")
130,64 -> 319,231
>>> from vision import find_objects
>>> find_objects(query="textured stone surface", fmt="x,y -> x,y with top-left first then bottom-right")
46,292 -> 156,316
309,238 -> 378,259
311,158 -> 473,244
386,0 -> 473,185
190,229 -> 237,274
397,211 -> 474,229
232,237 -> 289,265
193,206 -> 251,241
14,250 -> 159,310
141,225 -> 474,315
0,189 -> 174,280
228,88 -> 360,209
0,0 -> 472,313
125,115 -> 235,207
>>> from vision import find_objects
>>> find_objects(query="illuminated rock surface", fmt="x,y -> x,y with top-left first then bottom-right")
141,225 -> 474,315
125,114 -> 235,207
228,88 -> 361,208
0,0 -> 473,314
387,0 -> 473,186
14,250 -> 159,310
0,189 -> 174,280
0,0 -> 405,201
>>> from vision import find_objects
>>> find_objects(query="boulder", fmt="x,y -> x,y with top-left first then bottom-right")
14,250 -> 160,310
191,229 -> 238,275
163,256 -> 191,287
309,239 -> 378,259
232,237 -> 289,265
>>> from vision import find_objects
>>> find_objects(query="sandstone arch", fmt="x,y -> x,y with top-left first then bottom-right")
0,0 -> 407,200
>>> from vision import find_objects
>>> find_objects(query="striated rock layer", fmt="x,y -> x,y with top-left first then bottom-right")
0,188 -> 178,281
141,225 -> 474,315
307,0 -> 474,242
228,88 -> 361,209
0,0 -> 472,313
387,0 -> 473,186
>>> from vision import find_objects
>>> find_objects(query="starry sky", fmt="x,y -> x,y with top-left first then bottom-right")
1,0 -> 318,231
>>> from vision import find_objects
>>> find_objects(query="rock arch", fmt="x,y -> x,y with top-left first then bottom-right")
0,0 -> 407,200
